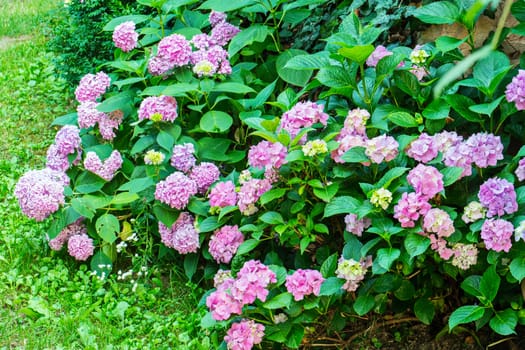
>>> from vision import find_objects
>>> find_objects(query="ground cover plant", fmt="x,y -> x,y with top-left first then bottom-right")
11,0 -> 525,348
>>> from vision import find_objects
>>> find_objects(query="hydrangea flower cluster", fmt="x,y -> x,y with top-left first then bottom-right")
208,181 -> 237,208
74,72 -> 111,103
366,45 -> 393,67
190,41 -> 232,76
148,34 -> 192,75
158,212 -> 199,254
422,208 -> 454,238
336,256 -> 372,292
171,143 -> 196,173
155,172 -> 197,209
341,108 -> 370,137
279,101 -> 329,142
14,168 -> 68,221
224,320 -> 265,350
514,220 -> 525,242
302,139 -> 328,157
67,233 -> 95,261
481,218 -> 513,252
138,95 -> 178,122
285,269 -> 324,301
331,134 -> 367,164
248,141 -> 287,170
98,110 -> 123,140
112,21 -> 138,52
478,177 -> 518,217
407,164 -> 443,200
190,162 -> 220,194
515,158 -> 525,181
49,219 -> 87,251
406,133 -> 438,163
237,178 -> 272,215
365,134 -> 399,164
208,225 -> 244,264
370,188 -> 393,210
393,192 -> 431,228
344,213 -> 371,237
451,243 -> 478,270
461,201 -> 486,223
46,125 -> 82,171
433,130 -> 463,153
83,150 -> 123,181
77,102 -> 123,140
410,47 -> 430,65
505,69 -> 525,110
144,150 -> 165,165
206,260 -> 276,321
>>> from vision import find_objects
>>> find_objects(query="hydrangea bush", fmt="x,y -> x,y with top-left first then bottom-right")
16,0 -> 525,348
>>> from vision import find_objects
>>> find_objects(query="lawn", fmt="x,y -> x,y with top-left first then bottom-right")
0,1 -> 205,348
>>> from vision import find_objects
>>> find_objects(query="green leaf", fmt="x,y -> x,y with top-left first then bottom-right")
218,205 -> 238,221
200,312 -> 217,329
118,177 -> 155,193
413,1 -> 460,24
449,305 -> 485,331
313,183 -> 339,202
423,99 -> 450,120
163,82 -> 199,97
443,94 -> 482,123
479,266 -> 500,303
340,146 -> 369,163
468,96 -> 505,116
376,53 -> 404,79
96,214 -> 120,243
509,257 -> 525,281
376,248 -> 401,271
198,0 -> 256,11
212,82 -> 255,94
376,167 -> 409,189
489,309 -> 518,336
131,135 -> 156,155
285,326 -> 305,349
319,277 -> 345,296
441,166 -> 464,186
284,51 -> 332,70
387,111 -> 419,128
353,295 -> 375,316
394,280 -> 416,301
236,239 -> 260,255
260,188 -> 286,205
103,15 -> 150,31
110,192 -> 139,206
404,233 -> 430,259
260,211 -> 285,225
75,172 -> 106,193
338,45 -> 375,65
263,292 -> 292,309
113,77 -> 147,89
71,198 -> 95,220
153,204 -> 178,227
198,216 -> 221,232
97,91 -> 134,113
228,24 -> 270,57
316,65 -> 357,88
435,36 -> 468,53
90,251 -> 113,277
277,49 -> 313,86
320,253 -> 338,278
324,196 -> 360,217
461,275 -> 482,298
393,70 -> 420,96
200,111 -> 233,133
414,298 -> 435,325
184,253 -> 198,280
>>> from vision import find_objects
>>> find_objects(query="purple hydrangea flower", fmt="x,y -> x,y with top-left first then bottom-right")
77,101 -> 107,129
516,158 -> 525,181
285,269 -> 324,301
433,130 -> 463,154
366,45 -> 393,67
443,142 -> 473,178
67,234 -> 94,261
46,144 -> 71,172
505,69 -> 525,110
49,218 -> 87,251
148,34 -> 192,75
158,212 -> 199,254
478,177 -> 518,217
190,162 -> 220,194
279,101 -> 329,143
248,141 -> 287,170
423,208 -> 455,238
75,72 -> 111,103
224,320 -> 265,350
190,45 -> 232,76
170,143 -> 196,173
210,21 -> 240,46
464,132 -> 503,168
208,225 -> 244,264
481,218 -> 513,252
15,168 -> 68,221
98,110 -> 123,140
209,11 -> 227,27
138,95 -> 178,122
54,125 -> 81,155
393,192 -> 431,228
344,213 -> 371,237
155,172 -> 197,209
83,150 -> 123,181
341,108 -> 370,137
112,21 -> 138,52
365,134 -> 399,164
208,181 -> 237,208
407,164 -> 444,200
237,178 -> 272,215
406,133 -> 438,163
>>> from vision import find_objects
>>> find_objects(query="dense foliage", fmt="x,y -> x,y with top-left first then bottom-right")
16,0 -> 525,348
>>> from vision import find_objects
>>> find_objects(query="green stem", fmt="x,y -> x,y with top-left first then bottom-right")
491,0 -> 513,50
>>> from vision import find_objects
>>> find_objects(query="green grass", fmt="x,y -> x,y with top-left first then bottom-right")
0,2 -> 208,349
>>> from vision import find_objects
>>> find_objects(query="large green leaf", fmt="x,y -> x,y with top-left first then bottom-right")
338,45 -> 374,65
323,196 -> 360,217
414,298 -> 435,325
277,49 -> 313,86
198,0 -> 257,11
96,214 -> 120,243
200,111 -> 233,133
449,305 -> 485,330
228,24 -> 271,57
413,1 -> 460,24
489,309 -> 518,335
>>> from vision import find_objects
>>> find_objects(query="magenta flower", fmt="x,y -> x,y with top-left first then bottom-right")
190,162 -> 220,194
248,141 -> 287,170
279,101 -> 329,142
344,213 -> 371,237
407,164 -> 443,200
209,11 -> 227,27
208,225 -> 244,264
231,260 -> 277,304
138,95 -> 178,122
98,110 -> 123,140
49,218 -> 87,251
206,278 -> 243,321
285,269 -> 324,301
77,101 -> 107,129
83,150 -> 123,181
505,69 -> 525,110
112,21 -> 138,52
54,125 -> 81,155
190,45 -> 232,76
481,218 -> 513,252
428,234 -> 453,260
365,134 -> 399,164
155,172 -> 197,209
393,192 -> 431,228
478,177 -> 518,217
15,168 -> 68,221
465,132 -> 503,168
148,34 -> 192,75
224,320 -> 265,350
75,72 -> 111,103
46,144 -> 72,172
208,181 -> 237,208
406,133 -> 438,163
170,143 -> 196,173
158,212 -> 199,254
331,134 -> 367,164
366,45 -> 393,67
210,21 -> 240,46
516,158 -> 525,181
433,130 -> 463,154
237,178 -> 272,215
341,108 -> 370,137
67,234 -> 94,261
443,142 -> 473,178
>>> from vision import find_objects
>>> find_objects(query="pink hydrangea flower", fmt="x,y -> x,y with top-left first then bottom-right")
224,320 -> 265,350
406,133 -> 438,163
208,181 -> 237,208
190,162 -> 220,194
190,45 -> 232,76
461,201 -> 486,223
505,69 -> 525,110
407,164 -> 444,200
138,95 -> 178,122
208,225 -> 244,264
478,177 -> 518,217
248,141 -> 287,170
331,134 -> 367,164
516,158 -> 525,181
393,192 -> 431,228
237,178 -> 272,215
206,278 -> 243,320
75,72 -> 111,103
410,65 -> 428,81
336,256 -> 372,292
209,11 -> 227,26
285,269 -> 324,301
148,34 -> 192,75
481,218 -> 513,252
231,260 -> 277,304
67,234 -> 94,261
279,101 -> 329,142
158,212 -> 199,254
365,134 -> 399,164
155,172 -> 197,209
112,21 -> 138,52
54,125 -> 81,155
49,218 -> 87,251
344,213 -> 371,237
46,144 -> 72,172
191,33 -> 213,50
428,234 -> 454,260
210,21 -> 240,46
341,108 -> 370,137
77,101 -> 107,129
170,143 -> 196,173
98,110 -> 123,140
451,243 -> 478,270
465,132 -> 503,168
443,142 -> 473,178
433,130 -> 463,154
15,168 -> 68,221
366,45 -> 393,67
423,208 -> 455,238
83,150 -> 123,181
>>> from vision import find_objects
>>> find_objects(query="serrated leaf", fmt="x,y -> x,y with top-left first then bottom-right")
510,257 -> 525,281
260,211 -> 285,225
353,295 -> 375,316
414,298 -> 435,325
284,51 -> 332,70
413,1 -> 460,24
198,216 -> 221,232
263,292 -> 292,309
404,233 -> 430,259
277,49 -> 313,86
118,177 -> 155,193
236,239 -> 260,255
324,196 -> 360,217
387,111 -> 419,128
449,305 -> 485,330
110,192 -> 139,205
441,166 -> 464,186
376,248 -> 401,271
260,188 -> 286,205
489,309 -> 518,336
480,266 -> 500,303
338,45 -> 375,65
96,214 -> 120,243
313,183 -> 339,202
320,253 -> 338,278
228,24 -> 271,57
200,111 -> 233,133
319,277 -> 345,296
157,130 -> 175,151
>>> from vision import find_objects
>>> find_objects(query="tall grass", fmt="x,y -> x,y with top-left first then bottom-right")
0,0 -> 62,37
